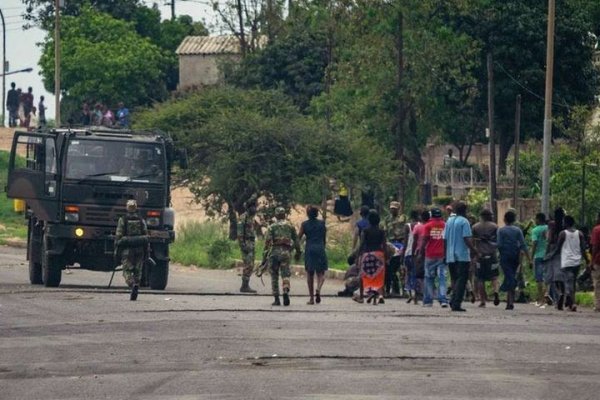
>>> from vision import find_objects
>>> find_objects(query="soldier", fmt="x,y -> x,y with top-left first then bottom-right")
115,199 -> 148,301
383,201 -> 407,297
264,207 -> 301,306
237,197 -> 258,293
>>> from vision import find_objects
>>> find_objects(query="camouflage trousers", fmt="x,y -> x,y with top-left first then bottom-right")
239,240 -> 255,283
122,247 -> 144,287
270,248 -> 291,296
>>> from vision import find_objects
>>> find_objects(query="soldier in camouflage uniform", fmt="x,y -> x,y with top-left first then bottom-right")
265,207 -> 301,306
383,201 -> 407,297
237,198 -> 258,293
115,199 -> 148,301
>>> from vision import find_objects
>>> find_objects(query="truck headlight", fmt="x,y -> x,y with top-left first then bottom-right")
146,210 -> 161,227
64,206 -> 79,222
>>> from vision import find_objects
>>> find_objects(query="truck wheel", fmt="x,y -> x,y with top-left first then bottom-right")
149,259 -> 169,290
42,237 -> 62,287
28,236 -> 43,285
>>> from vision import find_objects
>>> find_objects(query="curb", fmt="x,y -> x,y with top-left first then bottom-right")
233,260 -> 345,280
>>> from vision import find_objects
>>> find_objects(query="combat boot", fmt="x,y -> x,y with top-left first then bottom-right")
283,290 -> 290,306
240,281 -> 257,293
272,296 -> 281,306
130,285 -> 139,301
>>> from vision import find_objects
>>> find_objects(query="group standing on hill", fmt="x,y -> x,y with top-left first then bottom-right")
5,83 -> 45,129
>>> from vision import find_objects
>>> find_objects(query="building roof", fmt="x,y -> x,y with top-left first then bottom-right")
176,35 -> 241,56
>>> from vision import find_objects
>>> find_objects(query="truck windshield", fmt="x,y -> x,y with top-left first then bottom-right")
65,139 -> 165,183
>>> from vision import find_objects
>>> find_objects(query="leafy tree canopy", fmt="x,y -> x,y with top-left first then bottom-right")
39,6 -> 167,111
133,86 -> 396,221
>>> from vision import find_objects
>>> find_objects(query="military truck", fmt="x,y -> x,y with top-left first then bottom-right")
5,127 -> 187,289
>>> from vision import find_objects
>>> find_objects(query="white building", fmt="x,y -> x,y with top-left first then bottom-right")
175,35 -> 242,90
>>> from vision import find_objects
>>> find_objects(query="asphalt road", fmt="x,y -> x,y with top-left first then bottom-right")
2,245 -> 600,400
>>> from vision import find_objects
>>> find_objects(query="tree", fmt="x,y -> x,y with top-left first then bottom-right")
39,7 -> 166,118
441,0 -> 600,173
25,0 -> 208,93
228,9 -> 329,111
133,86 -> 396,234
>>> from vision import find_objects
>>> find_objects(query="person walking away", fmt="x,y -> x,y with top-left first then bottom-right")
530,213 -> 549,306
28,107 -> 39,131
117,102 -> 130,128
557,215 -> 588,312
412,210 -> 431,304
421,208 -> 448,307
544,207 -> 566,309
353,206 -> 371,250
22,87 -> 34,128
444,202 -> 478,312
497,210 -> 531,310
38,96 -> 47,127
472,209 -> 500,307
354,210 -> 387,305
299,206 -> 328,304
17,88 -> 25,127
404,210 -> 420,304
115,200 -> 148,301
589,213 -> 600,312
384,201 -> 406,297
237,198 -> 258,293
6,82 -> 19,127
264,207 -> 301,306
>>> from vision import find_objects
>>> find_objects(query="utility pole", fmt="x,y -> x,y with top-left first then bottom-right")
171,0 -> 175,20
513,94 -> 522,210
236,0 -> 246,57
395,8 -> 406,211
0,9 -> 6,126
1,7 -> 5,127
54,0 -> 61,127
487,52 -> 497,221
541,0 -> 556,215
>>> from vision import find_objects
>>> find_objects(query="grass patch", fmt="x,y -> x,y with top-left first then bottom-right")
576,292 -> 595,308
171,221 -> 243,269
0,151 -> 27,244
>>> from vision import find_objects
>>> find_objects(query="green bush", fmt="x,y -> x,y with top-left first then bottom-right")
170,221 -> 240,269
207,238 -> 234,269
432,195 -> 453,207
0,151 -> 27,243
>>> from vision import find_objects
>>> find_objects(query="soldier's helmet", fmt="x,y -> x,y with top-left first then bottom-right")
275,206 -> 286,217
126,199 -> 137,212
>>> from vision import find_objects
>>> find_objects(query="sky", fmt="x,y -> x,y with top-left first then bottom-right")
1,0 -> 216,126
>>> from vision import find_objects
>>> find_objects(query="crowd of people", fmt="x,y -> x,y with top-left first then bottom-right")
235,195 -> 599,312
80,102 -> 130,128
6,82 -> 46,130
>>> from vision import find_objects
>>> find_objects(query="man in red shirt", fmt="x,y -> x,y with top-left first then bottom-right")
420,208 -> 448,307
590,212 -> 600,312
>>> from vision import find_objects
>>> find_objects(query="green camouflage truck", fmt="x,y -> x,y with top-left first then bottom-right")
5,127 -> 187,289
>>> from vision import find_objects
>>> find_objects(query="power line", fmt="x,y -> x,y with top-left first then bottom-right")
494,61 -> 570,110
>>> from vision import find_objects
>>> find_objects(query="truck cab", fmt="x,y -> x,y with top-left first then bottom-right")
5,127 -> 185,289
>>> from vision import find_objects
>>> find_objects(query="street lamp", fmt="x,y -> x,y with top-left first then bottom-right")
0,68 -> 34,77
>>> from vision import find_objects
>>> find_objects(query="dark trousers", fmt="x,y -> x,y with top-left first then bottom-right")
449,261 -> 470,309
385,256 -> 401,294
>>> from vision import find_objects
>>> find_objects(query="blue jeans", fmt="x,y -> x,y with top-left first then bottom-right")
424,258 -> 448,305
534,258 -> 544,283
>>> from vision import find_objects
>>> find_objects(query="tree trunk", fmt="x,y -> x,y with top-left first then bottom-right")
236,0 -> 247,57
